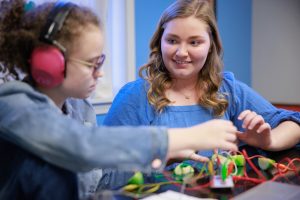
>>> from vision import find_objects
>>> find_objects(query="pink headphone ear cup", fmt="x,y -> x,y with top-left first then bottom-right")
30,46 -> 65,88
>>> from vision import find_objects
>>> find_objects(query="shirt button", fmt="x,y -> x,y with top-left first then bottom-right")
151,158 -> 162,169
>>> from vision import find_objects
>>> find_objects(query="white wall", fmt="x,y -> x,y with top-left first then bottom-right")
252,0 -> 300,104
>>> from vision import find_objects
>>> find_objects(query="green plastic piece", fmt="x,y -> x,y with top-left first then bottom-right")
127,171 -> 144,185
232,155 -> 245,166
236,166 -> 244,176
221,164 -> 228,181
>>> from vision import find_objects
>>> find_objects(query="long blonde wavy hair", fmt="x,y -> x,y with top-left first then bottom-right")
139,0 -> 228,116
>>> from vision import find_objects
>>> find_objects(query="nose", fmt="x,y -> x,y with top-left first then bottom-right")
93,70 -> 103,78
176,44 -> 188,57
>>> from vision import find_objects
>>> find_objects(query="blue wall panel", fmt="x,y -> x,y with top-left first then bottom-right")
135,0 -> 175,76
217,0 -> 252,85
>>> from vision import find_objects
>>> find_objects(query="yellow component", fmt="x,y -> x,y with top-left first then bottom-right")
140,184 -> 160,194
122,184 -> 139,191
208,160 -> 215,175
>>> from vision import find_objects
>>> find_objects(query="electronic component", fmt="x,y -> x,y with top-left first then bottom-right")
210,175 -> 234,189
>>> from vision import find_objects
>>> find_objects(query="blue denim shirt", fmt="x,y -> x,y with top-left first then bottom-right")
63,97 -> 101,199
0,81 -> 168,197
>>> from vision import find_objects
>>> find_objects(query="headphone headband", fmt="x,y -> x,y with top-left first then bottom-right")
39,1 -> 74,48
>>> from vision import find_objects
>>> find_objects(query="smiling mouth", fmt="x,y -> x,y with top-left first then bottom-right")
174,60 -> 192,64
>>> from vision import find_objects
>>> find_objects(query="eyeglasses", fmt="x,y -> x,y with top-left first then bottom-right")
69,54 -> 106,72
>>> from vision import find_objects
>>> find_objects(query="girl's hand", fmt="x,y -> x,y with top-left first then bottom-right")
167,119 -> 238,159
168,149 -> 209,162
237,110 -> 272,149
189,119 -> 238,151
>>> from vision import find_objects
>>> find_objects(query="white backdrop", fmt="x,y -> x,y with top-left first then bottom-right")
252,0 -> 300,104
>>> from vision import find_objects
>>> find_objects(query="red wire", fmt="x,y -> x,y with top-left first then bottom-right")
248,155 -> 265,160
242,149 -> 267,180
271,157 -> 299,175
183,182 -> 211,190
233,176 -> 264,184
243,165 -> 249,178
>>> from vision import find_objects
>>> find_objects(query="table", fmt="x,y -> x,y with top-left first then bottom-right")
94,146 -> 300,199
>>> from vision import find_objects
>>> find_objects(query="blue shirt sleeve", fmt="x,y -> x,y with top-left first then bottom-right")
221,72 -> 300,131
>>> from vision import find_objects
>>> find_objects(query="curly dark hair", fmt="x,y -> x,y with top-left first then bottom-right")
139,0 -> 228,116
0,0 -> 101,79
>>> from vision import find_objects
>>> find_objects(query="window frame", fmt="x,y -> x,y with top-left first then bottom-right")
91,0 -> 136,114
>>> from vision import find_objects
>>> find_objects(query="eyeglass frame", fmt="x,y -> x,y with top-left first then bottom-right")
68,54 -> 106,72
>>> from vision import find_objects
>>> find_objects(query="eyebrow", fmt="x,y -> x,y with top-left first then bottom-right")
164,33 -> 206,40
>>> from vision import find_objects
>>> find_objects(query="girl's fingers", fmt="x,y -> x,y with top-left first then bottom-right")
238,110 -> 251,120
222,142 -> 238,152
226,131 -> 237,142
257,122 -> 271,133
248,115 -> 264,130
236,131 -> 246,140
226,126 -> 237,134
240,111 -> 266,131
242,111 -> 257,128
190,154 -> 209,162
220,121 -> 237,133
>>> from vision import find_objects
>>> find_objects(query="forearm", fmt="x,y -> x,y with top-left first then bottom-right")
268,121 -> 300,151
1,107 -> 169,172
